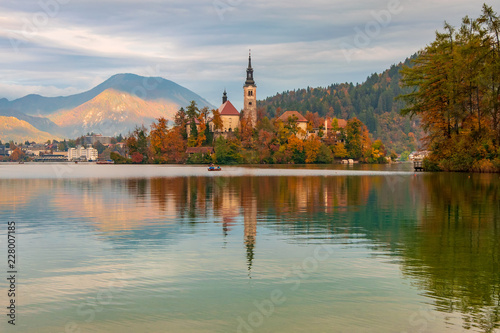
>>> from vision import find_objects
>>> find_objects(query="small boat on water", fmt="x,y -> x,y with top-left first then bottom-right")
208,165 -> 221,171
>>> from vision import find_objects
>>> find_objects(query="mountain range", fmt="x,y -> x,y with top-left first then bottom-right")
0,73 -> 213,142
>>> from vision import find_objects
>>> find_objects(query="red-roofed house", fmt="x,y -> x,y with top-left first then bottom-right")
277,111 -> 308,137
324,118 -> 347,134
324,118 -> 347,142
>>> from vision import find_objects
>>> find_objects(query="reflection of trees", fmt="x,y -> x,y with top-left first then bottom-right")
12,172 -> 500,331
146,173 -> 500,331
400,174 -> 500,332
147,175 -> 374,275
147,176 -> 374,226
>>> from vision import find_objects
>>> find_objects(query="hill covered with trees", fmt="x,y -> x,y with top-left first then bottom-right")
258,56 -> 423,154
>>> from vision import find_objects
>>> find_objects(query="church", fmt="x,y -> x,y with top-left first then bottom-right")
211,51 -> 257,133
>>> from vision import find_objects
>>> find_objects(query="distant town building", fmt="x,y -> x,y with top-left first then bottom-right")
0,145 -> 11,156
34,153 -> 68,162
84,134 -> 113,146
68,146 -> 98,161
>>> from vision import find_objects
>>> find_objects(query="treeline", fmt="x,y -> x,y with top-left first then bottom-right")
258,57 -> 423,153
400,4 -> 500,172
114,102 -> 394,165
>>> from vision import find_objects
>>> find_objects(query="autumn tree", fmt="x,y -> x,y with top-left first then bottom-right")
211,108 -> 223,132
333,142 -> 348,159
164,127 -> 187,163
239,116 -> 254,148
126,126 -> 149,163
149,117 -> 170,163
304,136 -> 322,163
399,4 -> 500,171
174,107 -> 188,139
196,111 -> 207,147
10,148 -> 24,162
287,135 -> 305,163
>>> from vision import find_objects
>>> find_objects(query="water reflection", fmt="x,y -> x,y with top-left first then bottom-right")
1,170 -> 499,332
399,174 -> 500,332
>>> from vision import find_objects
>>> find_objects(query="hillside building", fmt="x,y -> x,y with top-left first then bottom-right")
277,111 -> 308,138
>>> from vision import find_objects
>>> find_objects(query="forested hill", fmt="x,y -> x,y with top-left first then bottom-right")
259,55 -> 423,153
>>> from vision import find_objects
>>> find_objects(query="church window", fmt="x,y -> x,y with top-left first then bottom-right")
249,102 -> 252,106
248,90 -> 253,96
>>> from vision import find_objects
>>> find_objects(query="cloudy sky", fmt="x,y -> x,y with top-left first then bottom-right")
0,0 -> 494,109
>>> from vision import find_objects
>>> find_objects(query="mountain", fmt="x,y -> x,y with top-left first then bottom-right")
49,89 -> 179,137
0,109 -> 62,135
0,116 -> 59,143
0,74 -> 214,140
1,74 -> 213,116
258,56 -> 423,153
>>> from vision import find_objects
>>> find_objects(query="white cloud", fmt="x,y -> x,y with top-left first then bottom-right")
0,82 -> 80,100
0,0 -> 494,106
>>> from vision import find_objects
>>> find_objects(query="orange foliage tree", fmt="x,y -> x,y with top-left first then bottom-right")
304,136 -> 322,163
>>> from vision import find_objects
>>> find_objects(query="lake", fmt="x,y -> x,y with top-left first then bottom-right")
0,163 -> 499,332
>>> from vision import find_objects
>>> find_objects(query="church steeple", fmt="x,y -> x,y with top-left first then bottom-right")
243,50 -> 257,126
222,89 -> 227,104
245,50 -> 255,86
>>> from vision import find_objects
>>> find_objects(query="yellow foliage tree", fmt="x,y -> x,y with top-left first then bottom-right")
196,113 -> 206,147
211,109 -> 223,132
304,136 -> 322,163
333,142 -> 348,158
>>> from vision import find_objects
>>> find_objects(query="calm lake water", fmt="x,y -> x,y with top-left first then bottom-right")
0,163 -> 499,333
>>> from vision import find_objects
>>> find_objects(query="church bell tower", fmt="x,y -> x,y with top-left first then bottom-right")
243,50 -> 257,126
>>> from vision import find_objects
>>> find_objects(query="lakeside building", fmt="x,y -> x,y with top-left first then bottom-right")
68,145 -> 98,161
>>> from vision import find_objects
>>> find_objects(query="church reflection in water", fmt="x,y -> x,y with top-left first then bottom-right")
3,172 -> 498,331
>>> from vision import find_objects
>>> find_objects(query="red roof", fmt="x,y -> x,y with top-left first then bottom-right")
278,111 -> 307,123
326,118 -> 347,129
218,101 -> 240,116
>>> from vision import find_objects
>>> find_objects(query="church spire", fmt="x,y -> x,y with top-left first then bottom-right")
222,89 -> 227,104
245,49 -> 255,86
